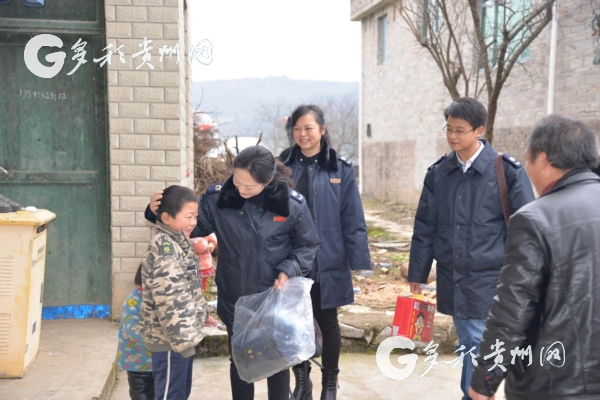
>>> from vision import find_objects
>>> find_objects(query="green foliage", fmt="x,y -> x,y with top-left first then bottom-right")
389,253 -> 410,263
367,223 -> 394,242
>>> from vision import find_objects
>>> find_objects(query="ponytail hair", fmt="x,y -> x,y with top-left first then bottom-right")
234,146 -> 295,188
135,263 -> 143,286
291,104 -> 332,147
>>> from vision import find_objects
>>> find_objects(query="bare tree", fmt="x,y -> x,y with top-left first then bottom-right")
253,99 -> 291,155
392,0 -> 555,144
318,95 -> 360,161
593,5 -> 600,64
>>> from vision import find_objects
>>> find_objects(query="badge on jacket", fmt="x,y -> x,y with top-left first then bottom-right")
161,241 -> 173,255
330,178 -> 341,184
273,216 -> 286,222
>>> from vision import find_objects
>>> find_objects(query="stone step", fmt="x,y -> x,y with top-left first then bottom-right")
195,306 -> 458,358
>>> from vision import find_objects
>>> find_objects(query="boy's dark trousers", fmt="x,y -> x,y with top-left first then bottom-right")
127,371 -> 155,400
227,330 -> 290,400
152,350 -> 194,400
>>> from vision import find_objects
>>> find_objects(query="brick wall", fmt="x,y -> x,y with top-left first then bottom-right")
106,0 -> 194,318
355,0 -> 600,205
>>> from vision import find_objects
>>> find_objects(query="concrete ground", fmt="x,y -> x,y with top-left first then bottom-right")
0,319 -> 119,400
111,353 -> 506,400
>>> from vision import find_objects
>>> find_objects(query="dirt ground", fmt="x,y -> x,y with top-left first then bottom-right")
362,198 -> 418,226
352,198 -> 436,311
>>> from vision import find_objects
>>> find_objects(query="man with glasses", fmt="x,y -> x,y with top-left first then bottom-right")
408,97 -> 535,400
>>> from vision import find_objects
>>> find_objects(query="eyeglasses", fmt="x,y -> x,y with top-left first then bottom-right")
442,126 -> 476,136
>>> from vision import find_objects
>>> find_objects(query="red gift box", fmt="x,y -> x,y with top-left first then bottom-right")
392,296 -> 436,343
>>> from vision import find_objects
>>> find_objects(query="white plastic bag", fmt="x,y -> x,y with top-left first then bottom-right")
231,277 -> 315,383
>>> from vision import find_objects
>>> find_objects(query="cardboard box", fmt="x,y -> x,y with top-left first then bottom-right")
392,296 -> 436,343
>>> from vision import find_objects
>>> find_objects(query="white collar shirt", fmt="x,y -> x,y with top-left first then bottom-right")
457,141 -> 485,173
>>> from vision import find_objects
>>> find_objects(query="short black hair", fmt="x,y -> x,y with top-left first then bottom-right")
156,185 -> 198,223
135,263 -> 143,286
527,115 -> 599,170
444,97 -> 487,130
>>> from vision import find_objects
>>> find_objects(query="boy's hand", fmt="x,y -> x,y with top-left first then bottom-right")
469,388 -> 495,400
274,272 -> 289,289
150,189 -> 164,215
409,282 -> 422,294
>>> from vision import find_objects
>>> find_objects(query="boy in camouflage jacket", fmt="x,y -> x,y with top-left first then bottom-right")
140,185 -> 208,400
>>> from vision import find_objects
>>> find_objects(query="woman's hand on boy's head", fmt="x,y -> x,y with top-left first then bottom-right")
150,189 -> 164,215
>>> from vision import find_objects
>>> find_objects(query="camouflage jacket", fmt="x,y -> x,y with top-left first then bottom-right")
141,222 -> 208,358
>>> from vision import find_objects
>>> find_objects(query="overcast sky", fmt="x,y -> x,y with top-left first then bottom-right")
190,0 -> 361,83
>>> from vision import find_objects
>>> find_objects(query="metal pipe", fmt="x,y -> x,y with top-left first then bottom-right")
358,42 -> 364,195
547,0 -> 559,115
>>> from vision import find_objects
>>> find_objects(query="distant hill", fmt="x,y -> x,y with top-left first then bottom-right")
192,76 -> 359,138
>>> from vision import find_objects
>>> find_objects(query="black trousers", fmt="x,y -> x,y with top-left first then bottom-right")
127,371 -> 155,400
152,350 -> 194,400
311,281 -> 341,372
227,330 -> 290,400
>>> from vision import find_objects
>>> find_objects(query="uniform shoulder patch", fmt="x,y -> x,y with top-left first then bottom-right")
338,155 -> 352,166
289,189 -> 305,203
501,153 -> 522,168
427,155 -> 447,171
159,239 -> 174,256
207,183 -> 224,194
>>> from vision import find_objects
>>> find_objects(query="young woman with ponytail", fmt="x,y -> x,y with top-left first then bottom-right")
279,105 -> 372,400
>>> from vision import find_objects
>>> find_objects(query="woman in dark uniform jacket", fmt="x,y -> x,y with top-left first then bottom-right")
145,146 -> 321,400
279,105 -> 372,400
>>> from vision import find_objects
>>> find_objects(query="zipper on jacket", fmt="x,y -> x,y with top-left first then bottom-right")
239,209 -> 248,296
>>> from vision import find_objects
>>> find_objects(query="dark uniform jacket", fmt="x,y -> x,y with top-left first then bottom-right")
279,142 -> 371,310
408,141 -> 535,319
144,179 -> 321,329
471,169 -> 600,399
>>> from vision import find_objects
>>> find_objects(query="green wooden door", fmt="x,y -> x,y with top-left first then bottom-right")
0,1 -> 111,307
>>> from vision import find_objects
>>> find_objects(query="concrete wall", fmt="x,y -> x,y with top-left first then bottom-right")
105,0 -> 194,318
354,0 -> 600,204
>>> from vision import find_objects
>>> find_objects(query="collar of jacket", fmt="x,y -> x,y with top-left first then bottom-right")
278,139 -> 339,172
216,175 -> 291,217
542,168 -> 600,197
156,221 -> 191,251
444,139 -> 495,176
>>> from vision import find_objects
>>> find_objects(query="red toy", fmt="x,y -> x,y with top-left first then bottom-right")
190,233 -> 217,291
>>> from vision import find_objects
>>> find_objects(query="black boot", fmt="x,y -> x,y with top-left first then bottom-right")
291,360 -> 313,400
127,371 -> 155,400
320,369 -> 338,400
